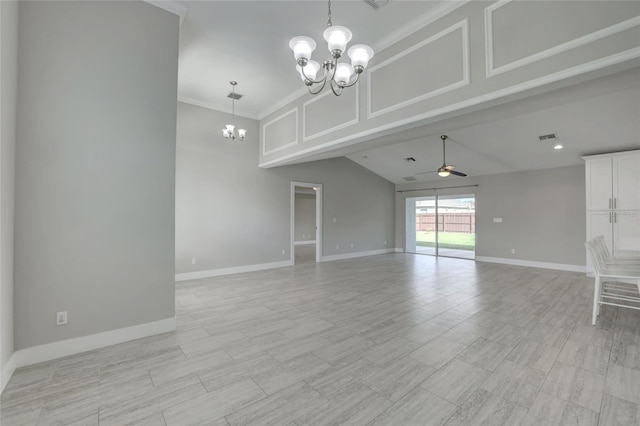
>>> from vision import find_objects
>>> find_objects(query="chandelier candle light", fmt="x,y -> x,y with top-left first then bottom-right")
222,81 -> 247,141
289,0 -> 374,96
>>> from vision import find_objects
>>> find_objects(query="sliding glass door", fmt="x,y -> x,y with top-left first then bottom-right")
406,194 -> 475,259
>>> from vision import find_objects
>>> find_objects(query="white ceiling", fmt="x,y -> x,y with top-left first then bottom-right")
174,1 -> 640,183
177,0 -> 443,118
345,69 -> 640,184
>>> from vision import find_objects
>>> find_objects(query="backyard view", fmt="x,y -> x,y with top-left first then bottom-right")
416,231 -> 475,251
411,195 -> 476,258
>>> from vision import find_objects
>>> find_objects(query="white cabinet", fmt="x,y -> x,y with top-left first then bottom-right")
584,150 -> 640,270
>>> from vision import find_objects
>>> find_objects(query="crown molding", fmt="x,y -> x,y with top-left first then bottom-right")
177,95 -> 260,120
144,0 -> 189,25
372,0 -> 472,53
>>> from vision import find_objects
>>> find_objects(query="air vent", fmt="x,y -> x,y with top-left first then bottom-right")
403,176 -> 417,182
538,133 -> 558,141
362,0 -> 390,10
227,92 -> 243,100
404,157 -> 416,163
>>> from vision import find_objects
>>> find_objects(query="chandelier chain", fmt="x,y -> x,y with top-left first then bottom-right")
327,0 -> 332,27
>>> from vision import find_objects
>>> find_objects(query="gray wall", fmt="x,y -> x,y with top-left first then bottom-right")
396,165 -> 586,267
1,0 -> 18,377
176,102 -> 395,274
295,194 -> 316,241
14,1 -> 178,350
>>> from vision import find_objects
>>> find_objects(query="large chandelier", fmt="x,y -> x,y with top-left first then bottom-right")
289,0 -> 374,96
222,81 -> 246,141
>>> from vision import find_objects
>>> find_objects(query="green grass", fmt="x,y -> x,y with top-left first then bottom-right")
416,231 -> 475,251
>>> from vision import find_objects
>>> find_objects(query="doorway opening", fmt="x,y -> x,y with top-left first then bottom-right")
405,194 -> 475,259
291,182 -> 322,264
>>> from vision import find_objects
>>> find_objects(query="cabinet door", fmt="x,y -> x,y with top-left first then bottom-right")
613,212 -> 640,256
613,152 -> 640,211
586,157 -> 612,211
586,211 -> 613,273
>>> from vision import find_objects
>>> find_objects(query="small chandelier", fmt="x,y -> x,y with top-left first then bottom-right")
222,81 -> 246,141
289,0 -> 374,96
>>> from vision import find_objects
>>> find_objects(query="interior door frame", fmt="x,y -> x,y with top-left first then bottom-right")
291,181 -> 323,263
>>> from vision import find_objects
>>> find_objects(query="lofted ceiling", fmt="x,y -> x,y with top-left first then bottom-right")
173,1 -> 640,183
177,0 -> 443,118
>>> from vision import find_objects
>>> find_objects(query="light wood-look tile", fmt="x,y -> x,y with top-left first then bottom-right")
2,254 -> 639,426
520,391 -> 599,426
409,336 -> 467,369
443,388 -> 528,426
457,337 -> 512,371
541,362 -> 606,412
420,358 -> 490,406
368,387 -> 457,426
480,359 -> 547,408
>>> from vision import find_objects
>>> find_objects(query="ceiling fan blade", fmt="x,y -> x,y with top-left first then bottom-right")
450,170 -> 467,177
444,165 -> 454,171
415,170 -> 437,176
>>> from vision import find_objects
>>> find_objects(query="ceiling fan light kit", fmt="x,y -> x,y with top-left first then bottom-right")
416,135 -> 468,178
289,0 -> 374,96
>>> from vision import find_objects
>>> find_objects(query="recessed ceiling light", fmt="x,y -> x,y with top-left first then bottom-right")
553,144 -> 563,150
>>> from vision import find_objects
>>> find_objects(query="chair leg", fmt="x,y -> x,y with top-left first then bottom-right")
592,276 -> 601,326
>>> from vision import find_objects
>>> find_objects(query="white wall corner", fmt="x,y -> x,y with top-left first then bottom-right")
475,256 -> 586,273
144,1 -> 189,25
0,352 -> 18,394
10,317 -> 176,372
175,260 -> 294,282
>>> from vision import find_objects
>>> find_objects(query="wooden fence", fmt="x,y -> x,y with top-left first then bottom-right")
416,213 -> 475,233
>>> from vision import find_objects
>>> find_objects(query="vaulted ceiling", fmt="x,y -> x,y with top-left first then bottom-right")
174,1 -> 640,182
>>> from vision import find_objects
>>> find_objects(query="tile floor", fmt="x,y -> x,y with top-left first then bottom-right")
1,254 -> 639,425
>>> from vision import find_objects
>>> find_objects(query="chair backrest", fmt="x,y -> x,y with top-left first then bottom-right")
585,240 -> 605,275
593,235 -> 612,260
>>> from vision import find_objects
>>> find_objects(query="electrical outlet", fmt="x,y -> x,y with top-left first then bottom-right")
336,244 -> 339,251
332,218 -> 337,223
282,249 -> 286,255
384,241 -> 387,246
350,243 -> 354,249
56,311 -> 68,326
191,258 -> 196,265
511,248 -> 516,254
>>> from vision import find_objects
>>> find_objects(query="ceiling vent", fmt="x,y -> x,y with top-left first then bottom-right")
227,92 -> 243,100
362,0 -> 390,10
538,133 -> 558,142
403,176 -> 417,182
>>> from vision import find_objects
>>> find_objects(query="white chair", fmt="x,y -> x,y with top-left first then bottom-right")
585,239 -> 640,326
593,235 -> 640,267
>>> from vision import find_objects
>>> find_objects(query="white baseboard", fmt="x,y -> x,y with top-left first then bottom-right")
294,240 -> 316,246
2,317 -> 176,390
394,248 -> 404,253
321,248 -> 398,262
176,260 -> 294,282
476,256 -> 586,273
1,352 -> 17,393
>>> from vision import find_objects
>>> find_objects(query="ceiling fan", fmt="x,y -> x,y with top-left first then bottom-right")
416,135 -> 467,178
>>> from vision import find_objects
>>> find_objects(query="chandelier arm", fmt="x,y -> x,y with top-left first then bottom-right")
308,76 -> 329,95
329,80 -> 343,96
300,65 -> 326,85
335,72 -> 360,89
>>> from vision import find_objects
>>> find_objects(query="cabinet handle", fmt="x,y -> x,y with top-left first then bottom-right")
614,212 -> 617,224
609,198 -> 612,209
609,212 -> 612,223
614,198 -> 617,209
